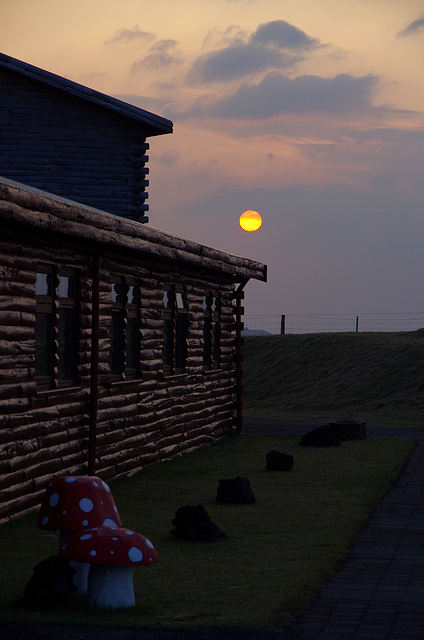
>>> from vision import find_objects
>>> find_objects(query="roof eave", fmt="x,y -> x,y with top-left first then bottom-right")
0,178 -> 267,283
0,52 -> 173,137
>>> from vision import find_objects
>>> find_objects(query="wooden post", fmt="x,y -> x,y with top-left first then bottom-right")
356,316 -> 359,332
235,279 -> 248,435
280,315 -> 285,335
88,253 -> 100,475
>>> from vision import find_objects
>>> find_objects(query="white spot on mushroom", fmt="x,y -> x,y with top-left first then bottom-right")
49,492 -> 60,507
102,518 -> 118,527
90,550 -> 97,557
79,497 -> 94,513
145,538 -> 154,549
128,547 -> 143,563
42,516 -> 49,526
101,481 -> 110,493
82,519 -> 89,526
125,530 -> 134,536
80,534 -> 93,541
93,481 -> 99,488
65,477 -> 76,483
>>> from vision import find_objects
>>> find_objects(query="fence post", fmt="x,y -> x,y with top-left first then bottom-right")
356,316 -> 359,332
280,315 -> 285,335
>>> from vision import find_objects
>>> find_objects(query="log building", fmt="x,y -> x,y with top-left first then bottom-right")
0,51 -> 173,223
0,53 -> 267,524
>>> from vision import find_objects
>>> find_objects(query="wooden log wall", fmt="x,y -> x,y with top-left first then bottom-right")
0,227 -> 239,524
0,67 -> 150,222
0,232 -> 93,523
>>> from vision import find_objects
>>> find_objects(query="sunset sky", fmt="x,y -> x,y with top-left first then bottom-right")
2,0 -> 424,329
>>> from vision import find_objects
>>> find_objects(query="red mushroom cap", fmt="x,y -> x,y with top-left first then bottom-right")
37,476 -> 122,533
58,527 -> 159,566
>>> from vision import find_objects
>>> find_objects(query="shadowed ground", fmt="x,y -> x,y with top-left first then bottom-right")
3,419 -> 423,640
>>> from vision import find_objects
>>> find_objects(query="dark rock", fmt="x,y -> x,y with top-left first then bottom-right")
171,504 -> 227,542
22,555 -> 77,608
266,450 -> 294,471
329,421 -> 366,440
300,424 -> 341,447
216,476 -> 256,504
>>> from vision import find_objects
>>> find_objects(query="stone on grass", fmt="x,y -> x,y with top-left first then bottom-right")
171,505 -> 227,542
266,450 -> 294,471
216,476 -> 256,504
22,555 -> 77,608
300,424 -> 341,447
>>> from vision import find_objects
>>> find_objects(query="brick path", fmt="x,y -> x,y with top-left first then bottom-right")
244,418 -> 424,639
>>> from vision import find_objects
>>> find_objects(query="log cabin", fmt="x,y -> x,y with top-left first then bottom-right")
0,51 -> 173,223
0,54 -> 267,524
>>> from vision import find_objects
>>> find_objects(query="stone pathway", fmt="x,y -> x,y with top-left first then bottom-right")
244,418 -> 424,639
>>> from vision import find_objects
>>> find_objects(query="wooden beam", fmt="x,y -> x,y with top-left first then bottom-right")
88,253 -> 100,474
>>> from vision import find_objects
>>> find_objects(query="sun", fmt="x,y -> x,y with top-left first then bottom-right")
239,210 -> 262,232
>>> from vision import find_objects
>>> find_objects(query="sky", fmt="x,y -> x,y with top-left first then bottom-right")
2,0 -> 424,329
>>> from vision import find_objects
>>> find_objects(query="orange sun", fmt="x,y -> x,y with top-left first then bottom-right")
239,210 -> 262,232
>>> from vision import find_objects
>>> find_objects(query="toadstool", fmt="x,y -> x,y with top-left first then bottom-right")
59,526 -> 159,609
37,476 -> 122,592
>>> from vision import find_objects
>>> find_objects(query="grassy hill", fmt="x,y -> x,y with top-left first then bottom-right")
242,330 -> 424,427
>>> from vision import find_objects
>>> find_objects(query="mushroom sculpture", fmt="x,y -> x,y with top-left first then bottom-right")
59,526 -> 159,609
37,476 -> 122,592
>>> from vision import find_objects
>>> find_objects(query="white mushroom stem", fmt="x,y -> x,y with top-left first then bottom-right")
59,532 -> 90,594
87,564 -> 135,609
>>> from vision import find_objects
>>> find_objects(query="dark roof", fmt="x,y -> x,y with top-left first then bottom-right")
0,177 -> 267,283
0,52 -> 173,136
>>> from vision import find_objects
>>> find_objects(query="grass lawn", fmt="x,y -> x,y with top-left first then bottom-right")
0,434 -> 414,631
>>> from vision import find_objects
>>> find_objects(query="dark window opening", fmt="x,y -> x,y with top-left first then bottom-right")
35,311 -> 52,379
203,293 -> 221,369
162,287 -> 188,374
35,267 -> 79,389
109,278 -> 140,380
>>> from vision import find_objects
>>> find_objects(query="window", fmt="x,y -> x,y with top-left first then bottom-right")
211,295 -> 221,367
57,273 -> 77,381
109,278 -> 140,379
35,266 -> 79,389
125,284 -> 138,373
162,289 -> 174,372
203,293 -> 221,369
203,294 -> 212,368
162,287 -> 188,374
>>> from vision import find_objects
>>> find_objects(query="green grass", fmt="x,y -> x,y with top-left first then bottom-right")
242,330 -> 424,427
0,331 -> 420,629
0,434 -> 414,630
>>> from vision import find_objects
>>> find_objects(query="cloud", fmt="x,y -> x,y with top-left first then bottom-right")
202,25 -> 248,49
187,19 -> 319,83
174,72 -> 379,119
250,19 -> 320,50
158,149 -> 180,166
397,16 -> 424,37
105,25 -> 155,44
132,40 -> 183,72
188,44 -> 300,83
